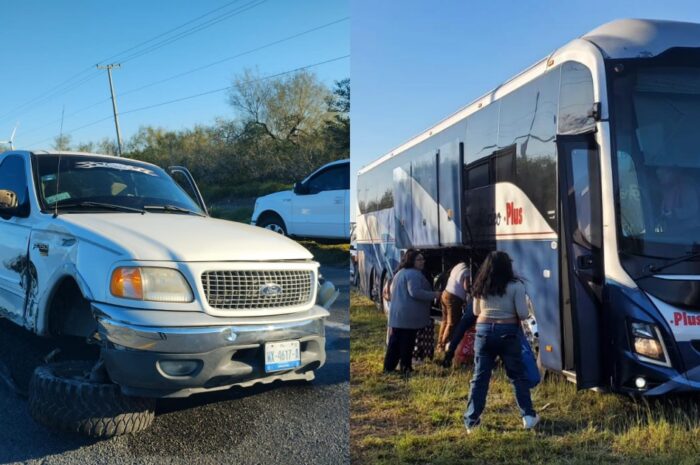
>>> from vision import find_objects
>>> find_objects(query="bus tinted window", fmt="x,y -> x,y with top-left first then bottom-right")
466,162 -> 489,189
358,162 -> 394,213
493,146 -> 516,183
559,61 -> 596,134
465,101 -> 499,164
498,69 -> 559,227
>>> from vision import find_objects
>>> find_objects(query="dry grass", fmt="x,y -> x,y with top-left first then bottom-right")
298,240 -> 349,266
350,292 -> 700,465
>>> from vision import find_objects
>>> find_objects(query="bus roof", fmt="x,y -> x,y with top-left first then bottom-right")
358,18 -> 700,176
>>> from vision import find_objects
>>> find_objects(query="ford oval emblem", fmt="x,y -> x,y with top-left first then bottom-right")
260,283 -> 283,297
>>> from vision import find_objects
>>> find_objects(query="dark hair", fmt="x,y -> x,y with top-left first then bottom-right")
396,249 -> 422,273
471,251 -> 517,298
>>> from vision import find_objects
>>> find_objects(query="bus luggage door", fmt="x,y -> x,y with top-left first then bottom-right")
557,134 -> 605,389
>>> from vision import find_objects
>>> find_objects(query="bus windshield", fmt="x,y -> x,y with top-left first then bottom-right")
612,56 -> 700,257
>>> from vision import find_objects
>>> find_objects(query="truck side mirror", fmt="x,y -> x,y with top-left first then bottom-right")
293,182 -> 307,195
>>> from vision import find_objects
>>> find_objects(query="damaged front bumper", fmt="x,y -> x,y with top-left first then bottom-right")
92,303 -> 329,398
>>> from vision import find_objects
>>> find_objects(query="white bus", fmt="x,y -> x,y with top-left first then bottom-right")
356,19 -> 700,395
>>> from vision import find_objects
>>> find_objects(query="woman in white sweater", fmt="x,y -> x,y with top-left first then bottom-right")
463,251 -> 539,432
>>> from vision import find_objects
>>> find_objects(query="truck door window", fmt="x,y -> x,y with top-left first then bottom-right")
0,156 -> 29,216
307,164 -> 348,194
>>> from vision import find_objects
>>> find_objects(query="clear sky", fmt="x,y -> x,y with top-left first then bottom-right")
0,0 -> 349,150
350,0 -> 700,218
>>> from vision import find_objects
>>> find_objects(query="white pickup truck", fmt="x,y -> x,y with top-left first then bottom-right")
251,159 -> 350,240
0,150 -> 331,437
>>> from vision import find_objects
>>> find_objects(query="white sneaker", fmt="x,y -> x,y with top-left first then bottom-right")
465,417 -> 481,434
465,423 -> 480,434
523,414 -> 540,429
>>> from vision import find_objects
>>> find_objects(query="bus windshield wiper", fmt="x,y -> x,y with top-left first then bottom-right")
636,251 -> 700,280
143,204 -> 204,216
53,201 -> 146,215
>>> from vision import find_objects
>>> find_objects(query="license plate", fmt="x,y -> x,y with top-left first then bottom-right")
264,340 -> 301,373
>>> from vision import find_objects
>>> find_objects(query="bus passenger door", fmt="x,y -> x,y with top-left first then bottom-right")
557,134 -> 604,389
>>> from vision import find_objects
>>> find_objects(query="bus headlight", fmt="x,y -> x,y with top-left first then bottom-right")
111,267 -> 193,303
630,322 -> 669,366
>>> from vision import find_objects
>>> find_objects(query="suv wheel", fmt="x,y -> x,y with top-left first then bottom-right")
28,360 -> 155,438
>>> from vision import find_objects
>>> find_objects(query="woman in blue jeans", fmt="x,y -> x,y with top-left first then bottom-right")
464,251 -> 539,432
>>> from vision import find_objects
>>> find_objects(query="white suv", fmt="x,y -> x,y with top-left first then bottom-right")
0,150 -> 330,437
251,159 -> 350,240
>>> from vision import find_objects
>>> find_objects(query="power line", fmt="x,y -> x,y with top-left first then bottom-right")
116,0 -> 268,65
0,69 -> 100,123
120,16 -> 349,98
96,0 -> 247,66
19,16 -> 349,141
0,0 -> 267,126
23,54 -> 350,149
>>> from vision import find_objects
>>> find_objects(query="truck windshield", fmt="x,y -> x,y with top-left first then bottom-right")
34,155 -> 203,214
611,53 -> 700,257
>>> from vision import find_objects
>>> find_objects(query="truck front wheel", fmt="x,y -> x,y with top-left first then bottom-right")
28,360 -> 155,438
258,213 -> 287,235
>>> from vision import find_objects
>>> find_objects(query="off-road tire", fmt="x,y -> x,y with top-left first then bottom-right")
28,360 -> 155,438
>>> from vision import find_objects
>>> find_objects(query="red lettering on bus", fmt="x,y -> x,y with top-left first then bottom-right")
672,311 -> 700,326
505,201 -> 523,225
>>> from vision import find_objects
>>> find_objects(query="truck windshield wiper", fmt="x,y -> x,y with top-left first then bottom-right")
53,201 -> 146,215
636,251 -> 700,280
143,204 -> 204,216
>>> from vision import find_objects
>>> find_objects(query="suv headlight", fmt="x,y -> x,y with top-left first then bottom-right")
630,321 -> 670,366
110,267 -> 194,303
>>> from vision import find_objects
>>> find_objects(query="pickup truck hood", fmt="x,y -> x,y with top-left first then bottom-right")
55,213 -> 314,262
258,190 -> 292,202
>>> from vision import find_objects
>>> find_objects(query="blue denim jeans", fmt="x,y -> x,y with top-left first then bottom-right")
464,323 -> 536,427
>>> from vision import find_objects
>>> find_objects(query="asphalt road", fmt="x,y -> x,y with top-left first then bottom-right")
0,265 -> 349,465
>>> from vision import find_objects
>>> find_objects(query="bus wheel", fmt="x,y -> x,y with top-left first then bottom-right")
378,275 -> 390,315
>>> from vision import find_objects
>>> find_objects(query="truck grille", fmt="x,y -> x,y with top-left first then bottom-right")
201,270 -> 314,310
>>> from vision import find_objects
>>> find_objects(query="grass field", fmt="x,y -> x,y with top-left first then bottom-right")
298,240 -> 350,267
350,292 -> 700,465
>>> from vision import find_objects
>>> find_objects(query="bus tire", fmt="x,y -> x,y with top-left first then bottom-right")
28,360 -> 155,438
374,273 -> 389,316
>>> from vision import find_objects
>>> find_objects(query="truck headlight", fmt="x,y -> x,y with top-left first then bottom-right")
111,267 -> 193,303
630,322 -> 670,366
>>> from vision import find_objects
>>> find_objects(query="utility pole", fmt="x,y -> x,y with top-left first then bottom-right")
97,63 -> 123,156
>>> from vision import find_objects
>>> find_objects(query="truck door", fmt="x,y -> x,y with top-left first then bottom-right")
168,166 -> 208,215
557,134 -> 604,389
0,155 -> 32,324
292,162 -> 348,239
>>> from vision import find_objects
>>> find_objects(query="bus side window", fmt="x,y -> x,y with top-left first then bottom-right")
465,162 -> 490,189
559,62 -> 596,134
570,147 -> 601,249
493,146 -> 516,183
